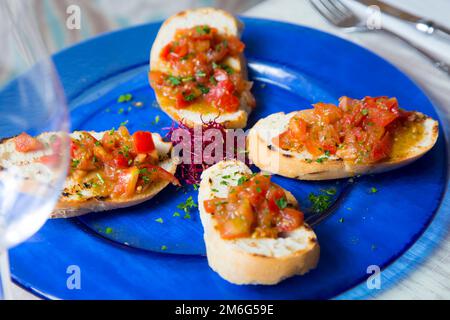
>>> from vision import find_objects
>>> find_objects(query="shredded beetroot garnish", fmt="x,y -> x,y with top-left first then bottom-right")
164,119 -> 249,185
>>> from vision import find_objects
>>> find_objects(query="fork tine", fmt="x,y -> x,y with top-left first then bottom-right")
328,0 -> 354,19
310,0 -> 342,25
318,0 -> 347,20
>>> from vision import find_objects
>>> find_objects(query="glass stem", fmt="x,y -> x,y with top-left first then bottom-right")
0,249 -> 12,300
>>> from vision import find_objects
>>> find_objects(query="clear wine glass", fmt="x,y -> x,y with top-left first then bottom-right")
0,1 -> 70,299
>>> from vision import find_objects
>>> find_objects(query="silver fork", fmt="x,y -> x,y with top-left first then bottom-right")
310,0 -> 450,75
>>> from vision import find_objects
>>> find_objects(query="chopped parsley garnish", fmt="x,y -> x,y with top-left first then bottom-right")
209,76 -> 217,85
155,217 -> 164,224
118,93 -> 133,103
184,213 -> 191,219
211,188 -> 219,193
71,159 -> 80,168
96,173 -> 105,185
118,108 -> 124,114
109,128 -> 116,135
177,196 -> 197,213
308,192 -> 332,213
237,176 -> 249,186
361,109 -> 369,116
370,187 -> 378,193
195,25 -> 211,35
222,65 -> 234,74
256,187 -> 262,193
95,141 -> 101,146
182,76 -> 195,82
183,93 -> 196,102
120,120 -> 129,127
197,84 -> 210,94
105,227 -> 113,234
220,180 -> 229,186
173,212 -> 181,217
339,217 -> 344,223
316,157 -> 327,163
192,184 -> 199,191
324,150 -> 331,157
166,75 -> 181,86
161,245 -> 168,251
322,187 -> 337,195
153,115 -> 160,125
196,70 -> 206,78
275,197 -> 288,209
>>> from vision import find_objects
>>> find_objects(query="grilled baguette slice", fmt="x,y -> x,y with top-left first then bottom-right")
248,111 -> 439,180
198,160 -> 320,285
0,131 -> 177,218
149,7 -> 253,129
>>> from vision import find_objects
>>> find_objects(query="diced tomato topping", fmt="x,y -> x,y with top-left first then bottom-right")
149,25 -> 255,113
14,132 -> 43,153
133,131 -> 155,154
204,174 -> 303,239
275,96 -> 409,163
112,167 -> 140,198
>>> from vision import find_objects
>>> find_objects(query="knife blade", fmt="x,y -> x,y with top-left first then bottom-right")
357,0 -> 450,37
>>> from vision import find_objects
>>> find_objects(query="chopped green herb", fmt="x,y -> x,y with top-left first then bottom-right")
338,217 -> 345,223
182,76 -> 195,82
96,173 -> 105,185
256,187 -> 262,193
192,184 -> 199,191
305,159 -> 313,163
222,65 -> 234,74
118,93 -> 133,103
308,193 -> 332,213
161,245 -> 168,251
361,109 -> 369,116
95,141 -> 101,146
166,75 -> 181,86
183,93 -> 196,102
323,187 -> 337,195
211,188 -> 219,193
153,115 -> 160,125
155,217 -> 164,224
118,108 -> 124,114
71,159 -> 80,168
184,213 -> 191,219
220,180 -> 229,186
316,157 -> 327,163
195,25 -> 211,35
209,76 -> 217,85
276,197 -> 288,209
324,150 -> 331,157
173,212 -> 181,217
237,176 -> 248,186
370,187 -> 378,193
196,70 -> 206,78
105,227 -> 113,234
120,120 -> 129,127
177,196 -> 197,213
109,128 -> 116,135
198,84 -> 210,94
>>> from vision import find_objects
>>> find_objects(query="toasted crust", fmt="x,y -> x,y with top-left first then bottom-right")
198,160 -> 320,285
0,131 -> 177,218
248,111 -> 439,180
149,7 -> 253,129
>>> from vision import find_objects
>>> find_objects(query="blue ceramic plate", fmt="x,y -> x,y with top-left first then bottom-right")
7,18 -> 447,299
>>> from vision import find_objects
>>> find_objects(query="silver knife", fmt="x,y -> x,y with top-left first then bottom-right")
357,0 -> 450,38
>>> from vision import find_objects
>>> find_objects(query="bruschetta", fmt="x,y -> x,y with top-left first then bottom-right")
149,7 -> 255,129
248,96 -> 439,180
198,160 -> 320,285
0,126 -> 179,218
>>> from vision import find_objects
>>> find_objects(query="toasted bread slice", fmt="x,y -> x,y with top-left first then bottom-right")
248,111 -> 439,180
198,160 -> 320,285
149,7 -> 253,129
0,131 -> 177,218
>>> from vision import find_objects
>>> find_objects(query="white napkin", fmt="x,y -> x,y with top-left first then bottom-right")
343,0 -> 450,67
